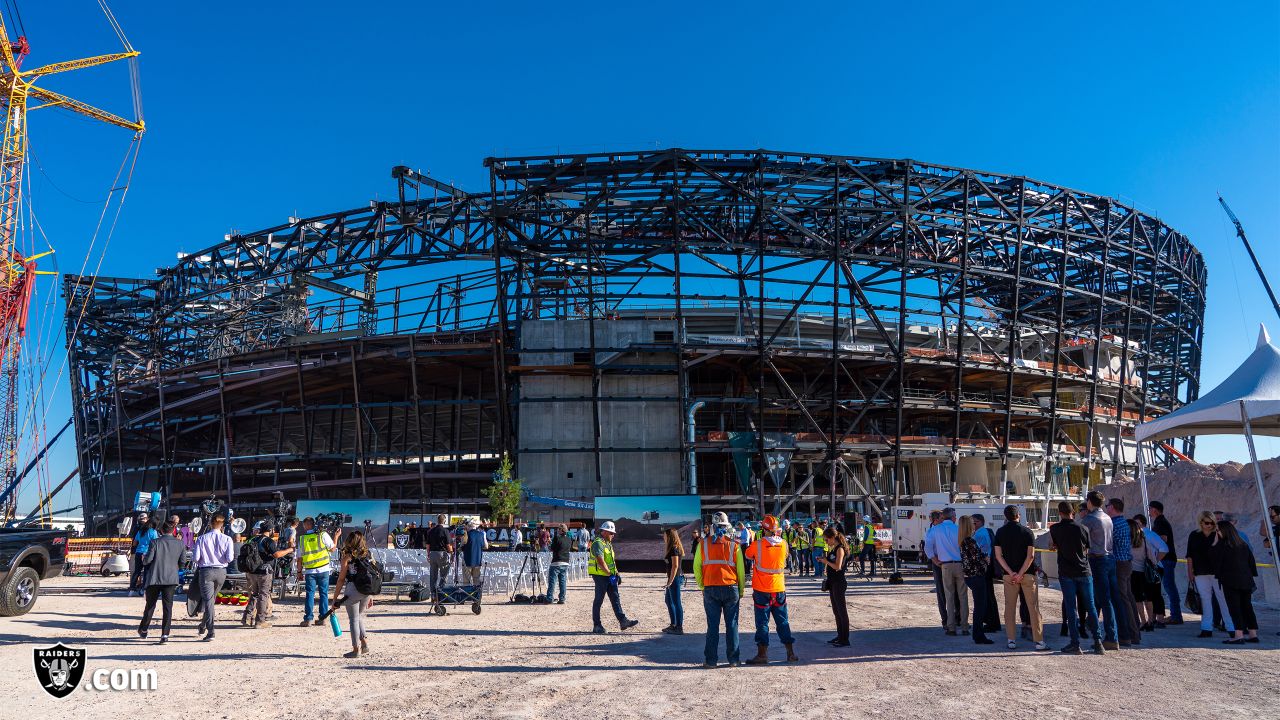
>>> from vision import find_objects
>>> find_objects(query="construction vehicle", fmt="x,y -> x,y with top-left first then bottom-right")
891,493 -> 1027,564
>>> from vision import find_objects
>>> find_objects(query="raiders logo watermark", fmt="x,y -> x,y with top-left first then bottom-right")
33,643 -> 85,698
33,643 -> 158,697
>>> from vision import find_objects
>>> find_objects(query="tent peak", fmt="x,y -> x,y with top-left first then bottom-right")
1260,324 -> 1272,349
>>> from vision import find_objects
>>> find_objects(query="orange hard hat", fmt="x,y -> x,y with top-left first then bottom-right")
762,515 -> 779,531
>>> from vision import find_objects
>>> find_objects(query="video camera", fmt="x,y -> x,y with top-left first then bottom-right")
270,491 -> 293,522
315,512 -> 351,533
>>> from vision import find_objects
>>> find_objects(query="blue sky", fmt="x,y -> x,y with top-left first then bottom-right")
596,495 -> 702,525
13,1 -> 1280,513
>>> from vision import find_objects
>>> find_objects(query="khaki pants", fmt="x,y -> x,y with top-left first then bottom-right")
463,565 -> 482,586
940,562 -> 969,632
1003,573 -> 1042,642
245,572 -> 272,624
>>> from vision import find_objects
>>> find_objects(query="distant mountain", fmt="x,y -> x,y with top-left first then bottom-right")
613,517 -> 663,541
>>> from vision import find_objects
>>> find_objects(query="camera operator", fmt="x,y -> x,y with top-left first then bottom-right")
296,516 -> 341,627
128,513 -> 158,597
460,518 -> 489,586
545,524 -> 572,604
242,519 -> 292,628
426,514 -> 454,599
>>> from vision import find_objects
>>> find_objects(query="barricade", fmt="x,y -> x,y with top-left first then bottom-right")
65,537 -> 131,573
370,548 -> 589,598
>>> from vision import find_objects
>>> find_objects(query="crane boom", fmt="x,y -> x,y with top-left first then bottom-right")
0,10 -> 144,521
1219,195 -> 1280,323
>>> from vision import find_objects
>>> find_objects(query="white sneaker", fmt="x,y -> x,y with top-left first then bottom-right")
1035,641 -> 1050,651
1007,639 -> 1017,649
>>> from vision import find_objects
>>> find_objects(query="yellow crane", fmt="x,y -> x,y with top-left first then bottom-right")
0,8 -> 144,521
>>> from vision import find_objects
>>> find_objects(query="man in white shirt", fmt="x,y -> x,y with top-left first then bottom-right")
295,516 -> 340,626
511,526 -> 524,551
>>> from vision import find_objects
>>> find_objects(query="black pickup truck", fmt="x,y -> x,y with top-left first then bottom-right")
0,526 -> 68,616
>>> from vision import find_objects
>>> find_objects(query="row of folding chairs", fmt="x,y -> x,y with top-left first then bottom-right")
371,549 -> 590,595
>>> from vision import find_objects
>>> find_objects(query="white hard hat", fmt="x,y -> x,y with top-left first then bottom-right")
599,521 -> 617,533
711,512 -> 731,527
466,519 -> 479,529
863,515 -> 871,522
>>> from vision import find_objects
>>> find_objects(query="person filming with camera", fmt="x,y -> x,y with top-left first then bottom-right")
296,516 -> 341,627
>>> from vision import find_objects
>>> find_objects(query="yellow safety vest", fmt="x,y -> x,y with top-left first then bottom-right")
589,537 -> 616,576
814,531 -> 828,551
300,531 -> 330,570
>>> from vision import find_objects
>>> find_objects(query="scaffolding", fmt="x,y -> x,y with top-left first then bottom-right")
64,150 -> 1206,533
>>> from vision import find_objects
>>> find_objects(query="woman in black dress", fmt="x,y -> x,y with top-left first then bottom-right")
1213,521 -> 1260,644
817,526 -> 851,647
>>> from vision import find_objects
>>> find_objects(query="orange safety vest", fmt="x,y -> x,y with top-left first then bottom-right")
746,537 -> 788,593
699,537 -> 739,587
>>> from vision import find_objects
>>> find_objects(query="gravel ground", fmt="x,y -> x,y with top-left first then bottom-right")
2,571 -> 1275,718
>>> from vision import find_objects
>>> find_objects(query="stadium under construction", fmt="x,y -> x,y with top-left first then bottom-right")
63,150 -> 1207,534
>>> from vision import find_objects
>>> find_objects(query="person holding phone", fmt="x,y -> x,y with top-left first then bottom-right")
817,526 -> 851,647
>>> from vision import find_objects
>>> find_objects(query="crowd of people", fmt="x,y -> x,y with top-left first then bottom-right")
920,492 -> 1264,655
126,492 -> 1268,664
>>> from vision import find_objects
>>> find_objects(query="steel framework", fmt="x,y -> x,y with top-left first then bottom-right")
65,150 -> 1205,533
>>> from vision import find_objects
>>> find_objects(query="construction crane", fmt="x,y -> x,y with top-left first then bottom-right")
0,9 -> 144,521
1219,195 -> 1280,323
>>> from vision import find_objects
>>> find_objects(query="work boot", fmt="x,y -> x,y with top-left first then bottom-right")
620,618 -> 639,631
785,643 -> 799,663
592,624 -> 607,634
745,644 -> 770,665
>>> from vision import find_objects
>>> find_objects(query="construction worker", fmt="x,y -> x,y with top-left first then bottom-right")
695,512 -> 747,668
743,515 -> 798,664
589,521 -> 639,634
783,520 -> 800,575
859,515 -> 878,577
812,520 -> 829,580
796,523 -> 812,576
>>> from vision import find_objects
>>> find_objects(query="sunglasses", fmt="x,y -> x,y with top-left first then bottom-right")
1201,521 -> 1216,526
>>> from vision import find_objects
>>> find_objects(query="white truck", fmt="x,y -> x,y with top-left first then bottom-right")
891,493 -> 1026,564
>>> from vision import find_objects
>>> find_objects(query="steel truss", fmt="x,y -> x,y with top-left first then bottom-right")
65,150 -> 1205,533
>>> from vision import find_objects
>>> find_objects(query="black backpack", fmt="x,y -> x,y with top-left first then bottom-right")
236,536 -> 269,573
350,555 -> 382,596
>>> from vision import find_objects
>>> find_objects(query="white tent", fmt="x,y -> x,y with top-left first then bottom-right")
1134,324 -> 1280,592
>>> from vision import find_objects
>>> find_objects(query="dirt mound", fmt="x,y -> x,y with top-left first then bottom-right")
1099,457 -> 1280,557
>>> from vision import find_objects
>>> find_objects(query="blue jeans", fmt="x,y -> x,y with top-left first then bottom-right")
130,552 -> 147,591
703,585 -> 740,665
752,590 -> 795,646
1088,556 -> 1130,643
964,575 -> 989,642
591,575 -> 625,627
665,575 -> 686,627
303,572 -> 330,622
1160,556 -> 1183,620
1060,575 -> 1101,645
545,565 -> 568,603
812,549 -> 826,578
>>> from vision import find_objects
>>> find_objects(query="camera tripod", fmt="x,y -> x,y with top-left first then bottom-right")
511,551 -> 545,602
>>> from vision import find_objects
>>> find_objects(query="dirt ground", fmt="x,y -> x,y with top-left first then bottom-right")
2,570 -> 1275,719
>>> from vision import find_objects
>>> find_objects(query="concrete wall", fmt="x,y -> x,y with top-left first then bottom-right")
517,319 -> 682,505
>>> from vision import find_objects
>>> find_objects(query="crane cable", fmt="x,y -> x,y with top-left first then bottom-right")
11,0 -> 144,516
